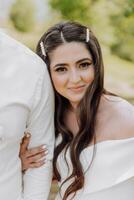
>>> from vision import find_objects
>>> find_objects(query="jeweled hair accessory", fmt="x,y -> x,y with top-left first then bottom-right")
40,41 -> 46,56
86,28 -> 90,42
60,31 -> 66,43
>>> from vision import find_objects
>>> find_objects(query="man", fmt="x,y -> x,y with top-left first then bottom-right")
0,31 -> 55,200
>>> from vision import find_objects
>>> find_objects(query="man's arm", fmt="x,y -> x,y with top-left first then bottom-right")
23,67 -> 55,200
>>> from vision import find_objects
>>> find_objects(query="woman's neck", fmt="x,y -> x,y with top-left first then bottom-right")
70,101 -> 78,111
65,108 -> 79,136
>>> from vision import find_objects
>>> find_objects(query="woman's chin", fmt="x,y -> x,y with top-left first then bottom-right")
69,98 -> 83,108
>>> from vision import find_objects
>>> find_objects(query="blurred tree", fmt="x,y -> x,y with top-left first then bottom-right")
49,0 -> 134,62
110,0 -> 134,62
124,0 -> 134,17
49,0 -> 94,24
89,0 -> 116,47
10,0 -> 35,32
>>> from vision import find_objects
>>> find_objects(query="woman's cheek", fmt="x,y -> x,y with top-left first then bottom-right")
52,74 -> 67,93
82,73 -> 94,84
84,68 -> 94,83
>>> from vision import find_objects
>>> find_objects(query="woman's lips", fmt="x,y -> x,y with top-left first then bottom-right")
69,85 -> 86,92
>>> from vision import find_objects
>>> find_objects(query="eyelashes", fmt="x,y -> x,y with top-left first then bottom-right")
79,62 -> 92,69
55,67 -> 67,72
54,62 -> 92,73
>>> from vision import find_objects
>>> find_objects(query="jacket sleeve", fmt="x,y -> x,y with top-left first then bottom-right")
22,67 -> 55,200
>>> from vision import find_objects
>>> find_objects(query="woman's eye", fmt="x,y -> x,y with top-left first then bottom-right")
80,62 -> 91,69
55,67 -> 67,72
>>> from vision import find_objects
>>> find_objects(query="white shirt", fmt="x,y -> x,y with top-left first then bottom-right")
56,137 -> 134,200
0,31 -> 55,200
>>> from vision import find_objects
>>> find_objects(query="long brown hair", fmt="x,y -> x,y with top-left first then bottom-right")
36,21 -> 109,199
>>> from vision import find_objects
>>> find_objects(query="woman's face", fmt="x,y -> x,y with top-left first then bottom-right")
49,42 -> 95,108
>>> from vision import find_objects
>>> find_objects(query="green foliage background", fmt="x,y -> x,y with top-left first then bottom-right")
49,0 -> 92,24
49,0 -> 134,62
10,0 -> 35,32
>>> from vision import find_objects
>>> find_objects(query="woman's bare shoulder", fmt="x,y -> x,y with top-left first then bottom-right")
111,96 -> 134,117
103,95 -> 134,139
104,94 -> 134,112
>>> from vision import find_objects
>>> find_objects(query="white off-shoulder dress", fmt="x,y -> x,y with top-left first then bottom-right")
56,137 -> 134,200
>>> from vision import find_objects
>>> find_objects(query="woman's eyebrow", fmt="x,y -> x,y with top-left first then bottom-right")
76,58 -> 92,64
54,63 -> 67,68
53,58 -> 92,68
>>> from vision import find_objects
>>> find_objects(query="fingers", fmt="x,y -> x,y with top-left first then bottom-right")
22,159 -> 45,171
25,145 -> 47,158
21,150 -> 48,171
20,144 -> 48,171
28,159 -> 46,169
20,132 -> 31,154
20,132 -> 49,171
28,150 -> 48,163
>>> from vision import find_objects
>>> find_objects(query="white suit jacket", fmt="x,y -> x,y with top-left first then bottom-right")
0,31 -> 55,200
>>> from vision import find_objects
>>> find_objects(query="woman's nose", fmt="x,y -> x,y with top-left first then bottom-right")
69,70 -> 81,83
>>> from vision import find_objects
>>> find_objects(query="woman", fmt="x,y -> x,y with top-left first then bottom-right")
20,21 -> 134,200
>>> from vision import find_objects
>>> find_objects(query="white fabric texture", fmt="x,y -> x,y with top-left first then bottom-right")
56,137 -> 134,200
0,31 -> 55,200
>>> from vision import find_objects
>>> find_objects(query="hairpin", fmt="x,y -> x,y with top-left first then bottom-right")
86,28 -> 90,42
60,31 -> 66,43
40,41 -> 46,57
